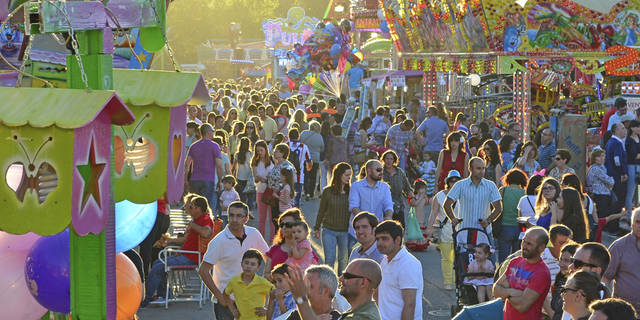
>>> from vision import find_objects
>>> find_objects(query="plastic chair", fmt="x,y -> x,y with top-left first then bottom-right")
158,246 -> 206,309
158,216 -> 223,309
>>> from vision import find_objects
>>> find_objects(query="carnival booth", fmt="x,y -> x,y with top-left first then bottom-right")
360,70 -> 424,115
380,0 -> 640,181
0,0 -> 200,318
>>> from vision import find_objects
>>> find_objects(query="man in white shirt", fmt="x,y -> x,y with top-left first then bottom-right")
375,220 -> 423,320
607,97 -> 634,131
199,201 -> 269,320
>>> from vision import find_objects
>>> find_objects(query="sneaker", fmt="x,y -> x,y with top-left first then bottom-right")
149,297 -> 166,305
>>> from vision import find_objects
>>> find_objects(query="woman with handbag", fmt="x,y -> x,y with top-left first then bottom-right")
252,140 -> 274,240
425,170 -> 462,290
267,143 -> 296,235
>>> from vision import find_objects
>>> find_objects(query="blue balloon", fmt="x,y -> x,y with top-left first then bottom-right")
330,44 -> 341,58
380,21 -> 389,33
116,200 -> 157,253
24,229 -> 70,314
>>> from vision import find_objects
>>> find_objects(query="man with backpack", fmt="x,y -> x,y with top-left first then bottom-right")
288,128 -> 312,207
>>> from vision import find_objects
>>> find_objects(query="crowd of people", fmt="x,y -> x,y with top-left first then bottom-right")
137,77 -> 640,320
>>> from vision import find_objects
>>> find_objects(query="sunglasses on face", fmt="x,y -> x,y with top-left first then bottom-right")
279,221 -> 294,228
342,272 -> 368,281
571,258 -> 599,269
542,186 -> 555,191
375,168 -> 383,172
560,286 -> 581,295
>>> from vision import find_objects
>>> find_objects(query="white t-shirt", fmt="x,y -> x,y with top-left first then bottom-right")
607,111 -> 635,131
517,195 -> 537,223
203,226 -> 269,295
379,247 -> 423,320
435,191 -> 456,243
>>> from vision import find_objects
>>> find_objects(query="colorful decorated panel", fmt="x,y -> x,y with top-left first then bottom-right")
112,69 -> 207,203
381,0 -> 640,53
0,87 -> 134,235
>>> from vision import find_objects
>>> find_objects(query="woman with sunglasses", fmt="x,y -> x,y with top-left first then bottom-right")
535,177 -> 562,230
264,208 -> 306,280
549,149 -> 574,181
561,270 -> 610,320
241,116 -> 261,145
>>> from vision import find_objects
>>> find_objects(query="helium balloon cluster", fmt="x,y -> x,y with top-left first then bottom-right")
286,19 -> 361,82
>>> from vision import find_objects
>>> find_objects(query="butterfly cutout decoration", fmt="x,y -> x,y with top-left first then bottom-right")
114,113 -> 157,176
5,135 -> 58,203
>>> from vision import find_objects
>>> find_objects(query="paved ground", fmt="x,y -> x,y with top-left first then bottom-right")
137,197 -> 457,319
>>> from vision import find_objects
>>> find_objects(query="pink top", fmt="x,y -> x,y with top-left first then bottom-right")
266,244 -> 289,269
279,184 -> 292,212
285,239 -> 316,271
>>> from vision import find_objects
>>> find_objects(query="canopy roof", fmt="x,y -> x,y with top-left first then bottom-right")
113,69 -> 209,107
0,87 -> 134,128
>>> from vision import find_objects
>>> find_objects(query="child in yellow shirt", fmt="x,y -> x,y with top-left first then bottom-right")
224,249 -> 274,319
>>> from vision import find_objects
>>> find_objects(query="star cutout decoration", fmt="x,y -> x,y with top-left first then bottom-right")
138,52 -> 148,63
76,137 -> 106,212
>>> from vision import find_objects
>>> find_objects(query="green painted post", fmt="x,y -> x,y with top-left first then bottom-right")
66,28 -> 115,320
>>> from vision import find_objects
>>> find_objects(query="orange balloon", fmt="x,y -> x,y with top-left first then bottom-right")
116,253 -> 142,320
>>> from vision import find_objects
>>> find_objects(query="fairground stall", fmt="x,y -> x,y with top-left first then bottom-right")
380,0 -> 640,181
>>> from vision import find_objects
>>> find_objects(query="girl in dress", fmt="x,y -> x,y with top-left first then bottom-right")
464,243 -> 495,303
274,168 -> 295,214
284,221 -> 317,271
408,179 -> 430,251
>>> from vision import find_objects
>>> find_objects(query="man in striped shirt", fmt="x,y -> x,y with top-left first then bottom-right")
443,157 -> 503,232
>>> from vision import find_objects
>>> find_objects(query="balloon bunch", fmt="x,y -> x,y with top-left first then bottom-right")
0,200 -> 155,318
286,19 -> 361,83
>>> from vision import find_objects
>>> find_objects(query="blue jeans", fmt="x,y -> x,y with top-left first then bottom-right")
626,164 -> 640,216
144,254 -> 195,302
322,228 -> 350,274
497,225 -> 520,263
294,182 -> 303,207
190,180 -> 217,212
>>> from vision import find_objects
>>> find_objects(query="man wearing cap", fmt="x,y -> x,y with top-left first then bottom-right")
608,97 -> 635,131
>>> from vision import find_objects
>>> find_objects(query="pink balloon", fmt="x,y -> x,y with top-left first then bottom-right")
0,251 -> 47,319
0,232 -> 41,253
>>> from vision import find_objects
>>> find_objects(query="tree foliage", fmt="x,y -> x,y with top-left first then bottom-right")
166,0 -> 326,64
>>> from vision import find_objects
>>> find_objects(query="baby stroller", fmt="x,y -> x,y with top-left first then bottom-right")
450,226 -> 495,317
